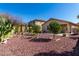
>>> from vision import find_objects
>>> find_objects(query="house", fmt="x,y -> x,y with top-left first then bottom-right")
42,18 -> 79,34
28,19 -> 46,31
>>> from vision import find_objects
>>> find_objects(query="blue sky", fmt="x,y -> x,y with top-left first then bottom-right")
0,3 -> 79,23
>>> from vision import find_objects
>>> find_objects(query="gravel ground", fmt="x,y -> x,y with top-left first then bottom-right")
0,33 -> 78,56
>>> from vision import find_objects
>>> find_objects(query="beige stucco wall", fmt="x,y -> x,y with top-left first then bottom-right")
71,25 -> 78,28
14,25 -> 26,33
35,21 -> 45,31
70,25 -> 78,33
22,25 -> 26,32
35,21 -> 45,26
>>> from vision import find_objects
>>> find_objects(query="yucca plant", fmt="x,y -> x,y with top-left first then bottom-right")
0,16 -> 14,42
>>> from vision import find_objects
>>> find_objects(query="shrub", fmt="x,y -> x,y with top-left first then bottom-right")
31,24 -> 41,33
47,21 -> 62,34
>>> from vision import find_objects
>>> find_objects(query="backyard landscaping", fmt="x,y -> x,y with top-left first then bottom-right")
0,14 -> 79,56
0,33 -> 78,56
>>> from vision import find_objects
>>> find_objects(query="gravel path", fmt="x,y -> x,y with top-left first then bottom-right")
0,34 -> 78,56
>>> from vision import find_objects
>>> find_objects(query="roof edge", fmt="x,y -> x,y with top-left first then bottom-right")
42,18 -> 79,26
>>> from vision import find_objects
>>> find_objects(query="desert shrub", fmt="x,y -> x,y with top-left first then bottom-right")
47,21 -> 62,34
31,24 -> 41,33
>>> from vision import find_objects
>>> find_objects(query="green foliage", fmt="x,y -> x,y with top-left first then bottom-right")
14,25 -> 19,33
76,27 -> 79,31
31,24 -> 41,33
0,16 -> 14,42
27,27 -> 33,33
47,21 -> 62,34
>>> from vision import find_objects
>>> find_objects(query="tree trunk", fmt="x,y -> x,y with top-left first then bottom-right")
53,34 -> 56,40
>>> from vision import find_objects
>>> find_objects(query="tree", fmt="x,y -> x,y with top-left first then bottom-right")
27,23 -> 32,33
31,24 -> 41,33
47,21 -> 62,39
47,21 -> 61,34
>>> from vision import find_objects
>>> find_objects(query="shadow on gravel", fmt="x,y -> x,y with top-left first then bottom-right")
30,38 -> 51,42
34,51 -> 74,56
34,39 -> 79,56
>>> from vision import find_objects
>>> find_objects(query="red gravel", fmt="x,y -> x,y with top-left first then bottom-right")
0,34 -> 78,56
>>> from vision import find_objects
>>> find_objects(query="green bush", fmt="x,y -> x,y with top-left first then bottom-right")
31,24 -> 41,33
47,21 -> 62,34
28,27 -> 33,33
